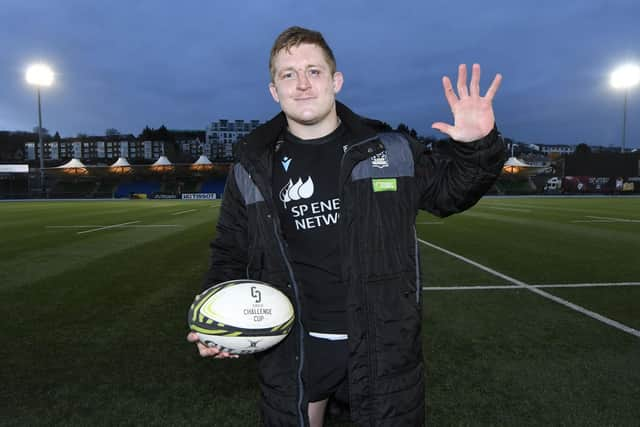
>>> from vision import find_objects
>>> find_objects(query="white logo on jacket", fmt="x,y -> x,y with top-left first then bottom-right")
279,177 -> 314,208
281,156 -> 292,171
371,151 -> 389,169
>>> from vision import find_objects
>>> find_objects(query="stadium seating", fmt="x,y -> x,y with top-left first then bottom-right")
495,178 -> 537,195
114,181 -> 161,198
49,180 -> 99,198
0,178 -> 29,198
201,179 -> 226,195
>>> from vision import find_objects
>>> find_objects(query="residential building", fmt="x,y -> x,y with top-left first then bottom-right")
206,119 -> 261,161
24,138 -> 167,163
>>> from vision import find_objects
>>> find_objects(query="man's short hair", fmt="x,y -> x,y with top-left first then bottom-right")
269,26 -> 337,81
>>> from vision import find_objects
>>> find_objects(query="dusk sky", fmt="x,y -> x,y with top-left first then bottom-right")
2,0 -> 639,148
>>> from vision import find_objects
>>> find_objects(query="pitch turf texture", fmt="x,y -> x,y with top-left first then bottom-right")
1,197 -> 639,426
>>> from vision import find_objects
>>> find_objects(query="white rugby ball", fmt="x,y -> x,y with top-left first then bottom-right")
188,280 -> 294,355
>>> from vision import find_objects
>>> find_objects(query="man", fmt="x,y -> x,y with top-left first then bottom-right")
188,26 -> 506,426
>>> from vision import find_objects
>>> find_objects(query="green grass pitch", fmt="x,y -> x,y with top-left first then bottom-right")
1,197 -> 639,426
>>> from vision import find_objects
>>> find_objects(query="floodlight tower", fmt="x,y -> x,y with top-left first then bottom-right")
610,64 -> 640,153
26,63 -> 54,194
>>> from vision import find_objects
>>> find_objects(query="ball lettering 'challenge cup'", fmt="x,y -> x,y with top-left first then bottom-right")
188,280 -> 295,354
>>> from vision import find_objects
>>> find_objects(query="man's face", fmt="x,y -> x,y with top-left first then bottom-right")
269,43 -> 343,128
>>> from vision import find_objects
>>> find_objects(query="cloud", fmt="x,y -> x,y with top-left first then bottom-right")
2,0 -> 639,147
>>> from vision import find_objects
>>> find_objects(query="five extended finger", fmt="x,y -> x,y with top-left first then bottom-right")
441,76 -> 458,109
485,73 -> 503,101
431,121 -> 454,137
456,64 -> 469,98
469,63 -> 481,97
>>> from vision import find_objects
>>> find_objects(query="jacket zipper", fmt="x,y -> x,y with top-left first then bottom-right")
240,152 -> 307,427
271,219 -> 306,426
414,226 -> 420,304
338,135 -> 383,425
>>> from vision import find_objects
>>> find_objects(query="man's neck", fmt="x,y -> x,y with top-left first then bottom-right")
286,113 -> 341,141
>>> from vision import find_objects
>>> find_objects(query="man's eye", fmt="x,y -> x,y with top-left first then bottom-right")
309,69 -> 320,76
282,72 -> 295,79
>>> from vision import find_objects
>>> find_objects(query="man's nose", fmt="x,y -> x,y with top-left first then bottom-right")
297,72 -> 311,90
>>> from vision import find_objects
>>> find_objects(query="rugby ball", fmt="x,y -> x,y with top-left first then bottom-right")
188,280 -> 295,355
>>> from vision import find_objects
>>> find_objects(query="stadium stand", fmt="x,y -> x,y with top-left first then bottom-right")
201,179 -> 226,196
180,180 -> 200,193
49,179 -> 99,198
494,177 -> 537,195
114,181 -> 161,198
0,177 -> 29,198
95,181 -> 117,198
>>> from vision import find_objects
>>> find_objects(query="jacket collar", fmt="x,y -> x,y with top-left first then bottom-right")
236,101 -> 381,164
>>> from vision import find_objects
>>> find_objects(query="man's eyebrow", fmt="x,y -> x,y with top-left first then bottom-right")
278,63 -> 327,73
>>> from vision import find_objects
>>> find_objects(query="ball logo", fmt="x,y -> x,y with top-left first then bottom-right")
251,286 -> 262,303
189,280 -> 294,354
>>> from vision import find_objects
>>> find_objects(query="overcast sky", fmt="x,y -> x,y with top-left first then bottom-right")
2,0 -> 639,148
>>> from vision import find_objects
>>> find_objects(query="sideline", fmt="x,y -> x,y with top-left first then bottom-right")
418,238 -> 640,339
424,282 -> 640,290
78,220 -> 141,234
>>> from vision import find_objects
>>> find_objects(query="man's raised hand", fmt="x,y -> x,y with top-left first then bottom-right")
431,64 -> 502,142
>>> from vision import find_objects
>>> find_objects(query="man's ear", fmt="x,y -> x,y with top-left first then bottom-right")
269,82 -> 280,103
333,72 -> 344,94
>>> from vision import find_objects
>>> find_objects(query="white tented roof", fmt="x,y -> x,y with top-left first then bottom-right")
151,156 -> 172,166
193,155 -> 212,165
58,158 -> 87,169
111,157 -> 131,167
504,156 -> 532,167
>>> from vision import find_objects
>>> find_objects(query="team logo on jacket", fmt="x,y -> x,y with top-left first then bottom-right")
371,151 -> 389,169
281,156 -> 292,172
279,177 -> 314,208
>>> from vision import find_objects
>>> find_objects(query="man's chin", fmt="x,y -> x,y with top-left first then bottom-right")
288,112 -> 322,126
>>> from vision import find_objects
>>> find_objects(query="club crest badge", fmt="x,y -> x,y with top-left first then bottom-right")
371,151 -> 389,169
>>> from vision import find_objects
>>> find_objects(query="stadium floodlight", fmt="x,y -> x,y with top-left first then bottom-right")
610,63 -> 640,153
26,63 -> 54,87
26,63 -> 55,195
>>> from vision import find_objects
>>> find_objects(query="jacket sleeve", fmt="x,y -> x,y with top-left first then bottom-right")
201,165 -> 249,291
412,127 -> 507,217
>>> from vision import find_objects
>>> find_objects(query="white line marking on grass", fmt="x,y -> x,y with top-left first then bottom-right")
571,215 -> 640,224
47,224 -> 183,230
46,225 -> 104,228
123,224 -> 183,228
482,202 -> 538,209
77,221 -> 141,235
171,209 -> 197,216
586,215 -> 640,223
485,206 -> 532,213
424,285 -> 520,290
536,282 -> 640,288
418,238 -> 640,339
423,282 -> 640,291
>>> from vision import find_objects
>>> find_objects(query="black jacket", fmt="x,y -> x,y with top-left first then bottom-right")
204,102 -> 506,426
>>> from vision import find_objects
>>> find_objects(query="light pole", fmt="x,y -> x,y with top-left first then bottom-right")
610,64 -> 640,153
26,63 -> 54,194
